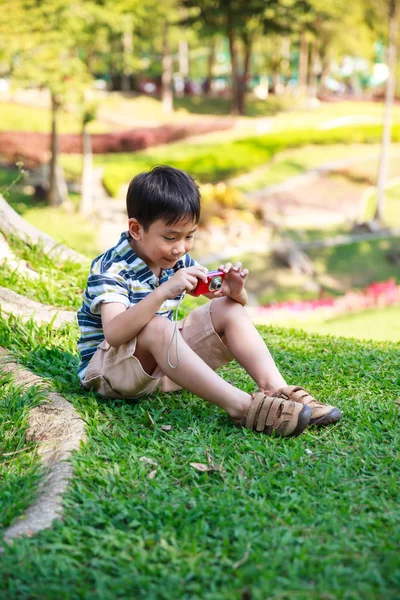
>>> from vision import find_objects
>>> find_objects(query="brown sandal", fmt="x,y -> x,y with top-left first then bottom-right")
231,392 -> 311,437
272,385 -> 342,426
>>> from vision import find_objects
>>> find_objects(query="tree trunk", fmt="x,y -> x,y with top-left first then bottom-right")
121,14 -> 133,93
237,33 -> 252,115
375,0 -> 398,224
179,40 -> 189,78
298,29 -> 309,97
308,37 -> 319,106
271,36 -> 283,95
48,94 -> 59,207
206,39 -> 216,95
80,124 -> 93,216
161,19 -> 174,114
227,13 -> 240,115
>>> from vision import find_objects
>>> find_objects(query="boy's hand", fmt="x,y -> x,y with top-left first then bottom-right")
161,266 -> 208,299
217,261 -> 249,301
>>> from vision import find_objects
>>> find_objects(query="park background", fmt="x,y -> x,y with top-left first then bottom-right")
0,1 -> 400,599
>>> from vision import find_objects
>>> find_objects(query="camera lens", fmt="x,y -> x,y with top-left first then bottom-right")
209,276 -> 222,291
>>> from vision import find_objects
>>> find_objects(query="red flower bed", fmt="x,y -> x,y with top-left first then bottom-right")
0,119 -> 234,167
258,278 -> 400,319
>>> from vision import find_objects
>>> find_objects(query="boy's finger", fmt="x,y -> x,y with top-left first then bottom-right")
222,262 -> 232,273
233,261 -> 242,271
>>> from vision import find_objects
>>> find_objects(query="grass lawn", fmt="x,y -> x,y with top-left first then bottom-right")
0,168 -> 101,258
0,101 -> 112,134
285,305 -> 400,342
59,122 -> 400,197
271,99 -> 400,131
232,144 -> 400,193
0,367 -> 44,528
364,185 -> 400,227
0,313 -> 399,599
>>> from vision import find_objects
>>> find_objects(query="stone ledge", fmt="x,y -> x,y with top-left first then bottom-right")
0,286 -> 75,328
0,348 -> 86,546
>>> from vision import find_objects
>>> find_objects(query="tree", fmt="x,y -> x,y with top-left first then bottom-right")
375,0 -> 399,224
181,0 -> 286,115
0,0 -> 93,205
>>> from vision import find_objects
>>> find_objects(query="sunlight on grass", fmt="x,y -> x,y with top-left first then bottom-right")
21,206 -> 100,258
364,185 -> 400,227
0,369 -> 44,529
0,101 -> 112,134
0,313 -> 399,598
281,305 -> 400,342
59,123 -> 400,196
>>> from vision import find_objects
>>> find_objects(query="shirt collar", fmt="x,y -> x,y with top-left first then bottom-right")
116,231 -> 174,287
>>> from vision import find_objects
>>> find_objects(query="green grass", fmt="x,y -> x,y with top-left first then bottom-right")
0,167 -> 101,258
271,99 -> 400,131
0,367 -> 44,529
0,231 -> 89,309
0,101 -> 112,134
173,93 -> 291,117
59,123 -> 400,197
0,313 -> 399,598
365,185 -> 400,227
232,143 -> 400,193
284,305 -> 400,342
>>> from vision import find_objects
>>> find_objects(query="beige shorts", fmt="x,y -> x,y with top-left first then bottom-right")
82,301 -> 233,399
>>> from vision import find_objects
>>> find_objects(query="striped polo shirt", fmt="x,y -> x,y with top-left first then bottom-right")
77,231 -> 196,381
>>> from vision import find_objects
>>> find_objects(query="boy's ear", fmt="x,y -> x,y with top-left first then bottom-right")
128,218 -> 142,240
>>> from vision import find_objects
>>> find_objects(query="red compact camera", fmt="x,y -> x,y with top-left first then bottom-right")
192,270 -> 225,296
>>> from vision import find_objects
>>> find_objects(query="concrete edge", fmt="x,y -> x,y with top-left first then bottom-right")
0,347 -> 87,548
0,285 -> 76,328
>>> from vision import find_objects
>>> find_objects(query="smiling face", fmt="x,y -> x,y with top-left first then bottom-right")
128,217 -> 197,275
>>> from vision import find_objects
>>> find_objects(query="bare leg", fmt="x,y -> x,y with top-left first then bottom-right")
210,297 -> 287,394
135,315 -> 252,419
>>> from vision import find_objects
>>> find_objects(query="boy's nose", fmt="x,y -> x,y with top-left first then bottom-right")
173,242 -> 185,255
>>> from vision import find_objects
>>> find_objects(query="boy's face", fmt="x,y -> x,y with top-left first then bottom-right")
129,217 -> 197,272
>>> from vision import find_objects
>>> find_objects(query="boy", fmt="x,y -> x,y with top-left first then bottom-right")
77,165 -> 341,437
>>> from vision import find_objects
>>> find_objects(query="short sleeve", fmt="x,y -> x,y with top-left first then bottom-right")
88,272 -> 131,315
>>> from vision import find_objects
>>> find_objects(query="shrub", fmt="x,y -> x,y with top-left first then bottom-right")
199,182 -> 254,225
100,123 -> 400,196
0,120 -> 234,166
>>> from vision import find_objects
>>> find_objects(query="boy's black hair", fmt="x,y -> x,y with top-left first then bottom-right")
126,165 -> 201,230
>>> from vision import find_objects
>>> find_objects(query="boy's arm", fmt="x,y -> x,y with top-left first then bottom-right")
101,286 -> 167,347
101,265 -> 208,347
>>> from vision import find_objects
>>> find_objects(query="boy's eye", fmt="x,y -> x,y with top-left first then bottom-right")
186,235 -> 194,239
163,236 -> 175,241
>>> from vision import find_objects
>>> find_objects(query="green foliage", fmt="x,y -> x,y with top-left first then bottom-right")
0,313 -> 399,598
0,369 -> 44,529
96,122 -> 400,196
199,182 -> 257,225
0,232 -> 89,309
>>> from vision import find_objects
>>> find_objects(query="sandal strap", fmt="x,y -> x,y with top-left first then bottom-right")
274,385 -> 316,406
257,396 -> 283,432
239,392 -> 304,437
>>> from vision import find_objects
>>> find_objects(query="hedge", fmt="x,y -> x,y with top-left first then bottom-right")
0,119 -> 234,167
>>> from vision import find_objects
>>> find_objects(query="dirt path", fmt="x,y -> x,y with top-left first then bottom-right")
247,150 -> 400,228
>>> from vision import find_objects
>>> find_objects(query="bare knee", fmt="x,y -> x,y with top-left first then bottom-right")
210,297 -> 245,334
138,315 -> 174,348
